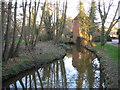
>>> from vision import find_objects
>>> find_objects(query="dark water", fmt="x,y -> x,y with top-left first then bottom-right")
3,45 -> 105,89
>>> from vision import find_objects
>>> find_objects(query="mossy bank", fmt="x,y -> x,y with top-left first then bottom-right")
2,42 -> 66,82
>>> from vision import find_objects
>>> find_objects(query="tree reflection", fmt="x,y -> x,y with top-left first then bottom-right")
36,70 -> 43,89
19,79 -> 25,89
72,45 -> 96,88
14,82 -> 17,90
59,60 -> 67,88
3,45 -> 103,89
29,75 -> 32,89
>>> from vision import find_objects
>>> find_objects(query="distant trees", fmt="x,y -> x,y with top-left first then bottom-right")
63,17 -> 73,38
1,0 -> 68,61
44,10 -> 54,40
43,0 -> 67,43
98,0 -> 120,48
55,1 -> 67,43
24,1 -> 46,49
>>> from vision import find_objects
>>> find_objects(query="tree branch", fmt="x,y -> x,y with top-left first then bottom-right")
105,1 -> 120,37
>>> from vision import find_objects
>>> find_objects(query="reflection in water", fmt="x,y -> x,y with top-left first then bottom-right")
3,46 -> 104,89
72,45 -> 101,88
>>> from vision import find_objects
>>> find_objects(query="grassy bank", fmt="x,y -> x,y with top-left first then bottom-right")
91,42 -> 119,88
2,41 -> 66,81
92,42 -> 119,64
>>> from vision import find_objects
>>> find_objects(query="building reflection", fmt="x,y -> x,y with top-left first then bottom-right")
72,45 -> 96,88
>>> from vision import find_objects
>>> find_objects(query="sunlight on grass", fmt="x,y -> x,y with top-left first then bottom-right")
15,40 -> 25,43
92,42 -> 119,64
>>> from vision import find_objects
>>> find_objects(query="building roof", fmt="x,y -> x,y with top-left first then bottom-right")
73,14 -> 80,20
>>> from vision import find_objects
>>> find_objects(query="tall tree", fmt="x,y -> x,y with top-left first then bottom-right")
89,0 -> 97,37
3,1 -> 12,61
33,0 -> 46,48
14,1 -> 27,57
1,1 -> 5,53
98,0 -> 120,48
24,0 -> 46,49
78,0 -> 93,40
9,0 -> 17,58
117,29 -> 120,44
44,10 -> 53,40
55,0 -> 67,43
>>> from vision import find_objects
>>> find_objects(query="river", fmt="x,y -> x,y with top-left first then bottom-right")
3,45 -> 105,89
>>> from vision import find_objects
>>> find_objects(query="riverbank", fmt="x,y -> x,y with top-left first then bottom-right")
2,41 -> 66,82
91,42 -> 119,88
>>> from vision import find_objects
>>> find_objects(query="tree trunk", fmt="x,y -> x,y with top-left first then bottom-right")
118,34 -> 120,44
32,1 -> 46,48
1,2 -> 5,53
9,1 -> 17,58
100,22 -> 105,47
14,1 -> 27,57
3,1 -> 12,61
118,29 -> 120,44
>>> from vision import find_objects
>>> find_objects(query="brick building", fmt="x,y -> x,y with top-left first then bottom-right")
72,15 -> 80,42
72,14 -> 89,46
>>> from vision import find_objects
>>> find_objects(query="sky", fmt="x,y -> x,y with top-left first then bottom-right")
3,0 -> 119,28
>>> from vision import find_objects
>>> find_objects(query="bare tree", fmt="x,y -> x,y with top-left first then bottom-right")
1,1 -> 5,53
3,1 -> 12,61
9,0 -> 17,58
32,0 -> 46,48
24,0 -> 46,49
14,1 -> 27,57
98,0 -> 120,48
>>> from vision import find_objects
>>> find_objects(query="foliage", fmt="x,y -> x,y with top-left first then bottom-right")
38,34 -> 48,41
78,1 -> 96,40
63,17 -> 73,38
43,10 -> 54,40
106,35 -> 112,42
89,0 -> 98,36
59,43 -> 68,49
92,36 -> 101,42
78,4 -> 91,32
93,35 -> 112,42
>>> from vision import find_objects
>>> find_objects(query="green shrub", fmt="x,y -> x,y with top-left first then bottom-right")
93,36 -> 100,42
38,34 -> 48,41
59,43 -> 68,49
106,35 -> 112,42
93,35 -> 112,42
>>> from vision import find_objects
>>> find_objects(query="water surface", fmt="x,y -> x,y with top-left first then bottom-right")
3,45 -> 105,88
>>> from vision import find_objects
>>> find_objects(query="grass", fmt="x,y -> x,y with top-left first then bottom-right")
92,42 -> 119,64
2,60 -> 33,80
15,40 -> 25,43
